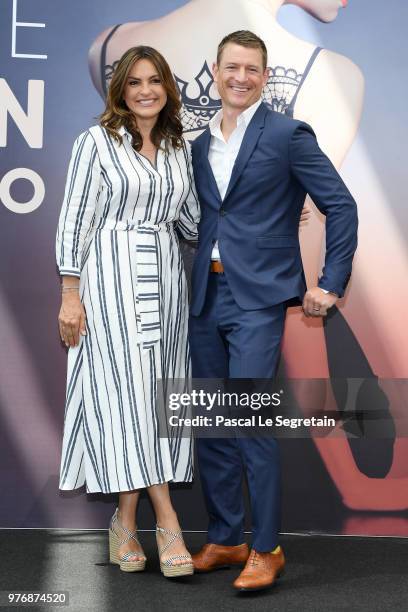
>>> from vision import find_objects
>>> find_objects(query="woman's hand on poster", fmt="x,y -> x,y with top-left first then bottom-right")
302,287 -> 337,317
58,289 -> 87,348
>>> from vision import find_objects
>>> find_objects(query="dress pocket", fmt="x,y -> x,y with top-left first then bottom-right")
136,309 -> 161,342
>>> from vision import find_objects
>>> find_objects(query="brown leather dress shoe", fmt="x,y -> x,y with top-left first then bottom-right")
233,547 -> 285,591
192,543 -> 249,572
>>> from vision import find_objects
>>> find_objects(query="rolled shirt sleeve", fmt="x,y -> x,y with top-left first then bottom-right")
56,130 -> 101,277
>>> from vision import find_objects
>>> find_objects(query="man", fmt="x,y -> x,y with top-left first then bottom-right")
189,30 -> 358,591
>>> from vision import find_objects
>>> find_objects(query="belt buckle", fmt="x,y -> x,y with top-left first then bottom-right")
211,260 -> 224,274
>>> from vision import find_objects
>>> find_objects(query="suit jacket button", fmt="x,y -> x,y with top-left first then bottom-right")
220,208 -> 226,216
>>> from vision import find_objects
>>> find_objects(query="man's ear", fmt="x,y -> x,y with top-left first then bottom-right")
263,66 -> 270,87
212,61 -> 219,83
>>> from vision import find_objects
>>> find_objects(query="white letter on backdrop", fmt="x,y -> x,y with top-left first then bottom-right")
11,0 -> 47,59
0,79 -> 44,148
0,168 -> 45,214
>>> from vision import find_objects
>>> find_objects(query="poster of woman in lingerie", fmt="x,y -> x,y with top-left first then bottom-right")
88,0 -> 408,524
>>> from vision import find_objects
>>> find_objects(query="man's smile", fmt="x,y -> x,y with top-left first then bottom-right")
230,85 -> 251,93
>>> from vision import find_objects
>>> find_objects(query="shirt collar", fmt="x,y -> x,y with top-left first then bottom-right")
118,125 -> 132,141
209,97 -> 263,138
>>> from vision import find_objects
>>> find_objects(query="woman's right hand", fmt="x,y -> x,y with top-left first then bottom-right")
299,202 -> 312,226
58,291 -> 87,348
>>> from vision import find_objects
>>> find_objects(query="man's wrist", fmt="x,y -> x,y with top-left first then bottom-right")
320,288 -> 338,297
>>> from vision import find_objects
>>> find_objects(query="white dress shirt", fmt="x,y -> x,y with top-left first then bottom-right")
208,97 -> 263,260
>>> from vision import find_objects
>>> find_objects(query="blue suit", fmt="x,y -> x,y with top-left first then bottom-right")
189,102 -> 358,551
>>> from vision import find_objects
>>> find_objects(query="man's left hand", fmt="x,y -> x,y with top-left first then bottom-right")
302,287 -> 338,317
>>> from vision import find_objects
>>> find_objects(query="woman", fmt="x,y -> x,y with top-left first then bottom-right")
88,0 -> 408,513
56,46 -> 200,576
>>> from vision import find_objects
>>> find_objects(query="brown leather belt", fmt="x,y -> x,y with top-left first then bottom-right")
210,260 -> 224,274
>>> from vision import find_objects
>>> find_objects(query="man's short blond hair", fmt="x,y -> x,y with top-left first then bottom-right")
217,30 -> 268,70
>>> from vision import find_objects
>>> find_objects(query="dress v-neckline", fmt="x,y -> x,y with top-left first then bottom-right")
136,148 -> 159,172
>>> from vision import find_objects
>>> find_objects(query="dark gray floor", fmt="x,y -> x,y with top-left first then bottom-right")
0,530 -> 407,612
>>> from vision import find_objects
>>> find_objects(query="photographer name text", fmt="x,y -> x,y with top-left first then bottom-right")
169,415 -> 336,429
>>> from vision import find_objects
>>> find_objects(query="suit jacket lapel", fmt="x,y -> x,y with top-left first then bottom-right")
197,128 -> 222,204
223,102 -> 268,202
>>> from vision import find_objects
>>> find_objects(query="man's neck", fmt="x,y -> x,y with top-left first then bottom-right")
220,107 -> 241,142
220,99 -> 261,142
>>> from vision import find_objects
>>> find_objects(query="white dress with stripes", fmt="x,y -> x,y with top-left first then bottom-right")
56,125 -> 200,493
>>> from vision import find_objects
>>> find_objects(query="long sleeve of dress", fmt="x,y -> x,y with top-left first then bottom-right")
56,130 -> 101,277
176,140 -> 201,241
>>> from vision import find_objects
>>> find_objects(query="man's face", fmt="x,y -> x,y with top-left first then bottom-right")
213,43 -> 269,113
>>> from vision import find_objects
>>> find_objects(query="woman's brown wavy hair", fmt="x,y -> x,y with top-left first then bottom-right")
100,46 -> 183,151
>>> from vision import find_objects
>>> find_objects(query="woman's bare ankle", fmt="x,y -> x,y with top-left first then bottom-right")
156,510 -> 180,530
116,508 -> 137,531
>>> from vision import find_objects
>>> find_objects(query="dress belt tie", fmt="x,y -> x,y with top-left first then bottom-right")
100,219 -> 174,348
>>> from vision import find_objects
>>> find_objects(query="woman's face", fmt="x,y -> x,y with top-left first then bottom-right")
123,59 -> 167,123
284,0 -> 347,23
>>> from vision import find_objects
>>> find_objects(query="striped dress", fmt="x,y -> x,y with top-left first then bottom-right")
56,125 -> 200,493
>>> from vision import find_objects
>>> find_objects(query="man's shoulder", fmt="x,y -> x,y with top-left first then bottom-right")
263,106 -> 315,138
191,128 -> 209,153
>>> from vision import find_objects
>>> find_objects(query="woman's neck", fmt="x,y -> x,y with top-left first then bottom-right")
245,0 -> 284,18
186,0 -> 287,36
133,116 -> 157,143
188,0 -> 283,16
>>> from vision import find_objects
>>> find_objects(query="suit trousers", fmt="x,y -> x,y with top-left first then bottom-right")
189,271 -> 286,551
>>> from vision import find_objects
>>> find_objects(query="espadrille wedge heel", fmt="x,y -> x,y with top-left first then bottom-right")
109,508 -> 146,572
156,525 -> 194,578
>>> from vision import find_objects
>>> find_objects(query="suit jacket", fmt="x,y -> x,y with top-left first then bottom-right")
190,101 -> 358,316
